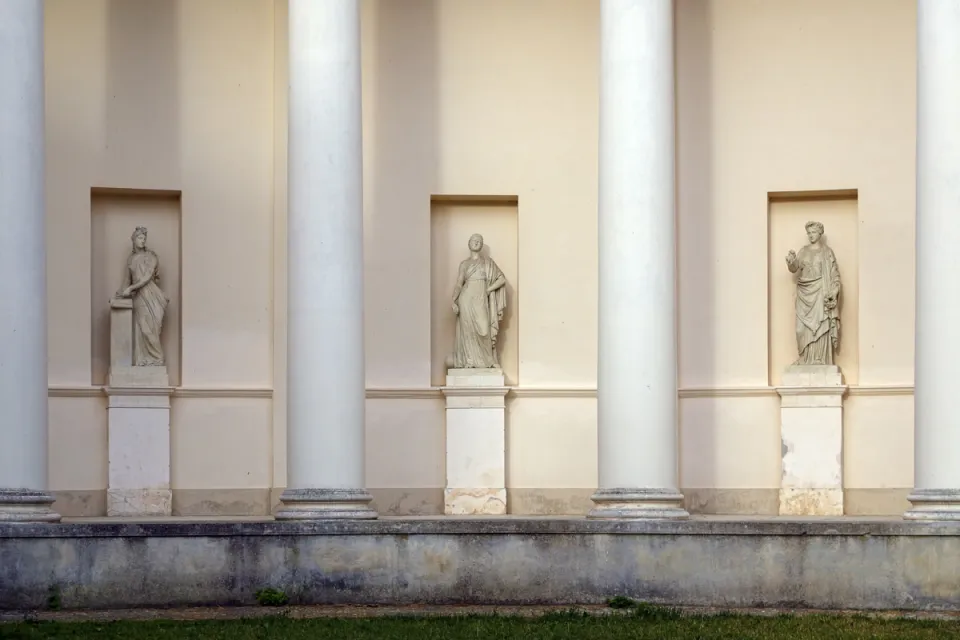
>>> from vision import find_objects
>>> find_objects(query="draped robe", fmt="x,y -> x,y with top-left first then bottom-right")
793,243 -> 841,365
121,250 -> 168,366
452,256 -> 507,369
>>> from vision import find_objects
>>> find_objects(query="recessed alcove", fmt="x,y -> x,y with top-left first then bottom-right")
90,188 -> 182,386
767,189 -> 859,385
430,195 -> 519,387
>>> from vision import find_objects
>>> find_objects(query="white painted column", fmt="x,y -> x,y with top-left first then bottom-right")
590,0 -> 687,519
276,0 -> 376,520
0,1 -> 59,523
907,1 -> 960,521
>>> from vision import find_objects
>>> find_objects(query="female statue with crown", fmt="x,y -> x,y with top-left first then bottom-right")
116,226 -> 169,366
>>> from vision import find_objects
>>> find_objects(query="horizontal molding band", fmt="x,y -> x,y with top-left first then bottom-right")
48,386 -> 274,399
48,384 -> 914,400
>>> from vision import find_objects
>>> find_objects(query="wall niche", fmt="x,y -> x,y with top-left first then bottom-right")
767,189 -> 859,385
430,195 -> 519,387
90,188 -> 182,386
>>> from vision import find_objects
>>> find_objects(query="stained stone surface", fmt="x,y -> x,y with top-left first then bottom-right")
4,518 -> 960,611
444,488 -> 507,515
442,370 -> 508,516
777,365 -> 846,516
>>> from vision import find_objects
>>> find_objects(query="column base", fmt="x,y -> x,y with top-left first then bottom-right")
587,488 -> 689,520
0,489 -> 61,523
275,488 -> 378,520
904,489 -> 960,521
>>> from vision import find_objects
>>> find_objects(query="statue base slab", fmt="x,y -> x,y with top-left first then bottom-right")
446,367 -> 504,387
108,366 -> 169,388
106,391 -> 172,517
442,368 -> 508,515
776,365 -> 847,516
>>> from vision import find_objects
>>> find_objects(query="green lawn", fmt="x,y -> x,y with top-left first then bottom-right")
3,608 -> 960,640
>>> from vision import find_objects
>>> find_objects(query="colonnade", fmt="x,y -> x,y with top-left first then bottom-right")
0,0 -> 955,522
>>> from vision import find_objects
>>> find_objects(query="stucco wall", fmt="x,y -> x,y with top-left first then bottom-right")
44,0 -> 917,517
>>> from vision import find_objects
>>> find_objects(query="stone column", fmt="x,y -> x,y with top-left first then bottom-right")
0,1 -> 59,523
907,1 -> 960,521
589,0 -> 687,520
276,0 -> 376,520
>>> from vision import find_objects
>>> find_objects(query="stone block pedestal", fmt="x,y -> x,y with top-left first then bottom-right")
776,365 -> 847,516
442,368 -> 508,515
106,392 -> 172,516
106,297 -> 172,517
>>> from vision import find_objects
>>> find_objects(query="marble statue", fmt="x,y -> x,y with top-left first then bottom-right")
115,226 -> 168,366
450,233 -> 507,369
785,221 -> 841,365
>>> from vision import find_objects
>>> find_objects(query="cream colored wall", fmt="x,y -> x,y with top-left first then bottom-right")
674,0 -> 916,509
45,0 -> 276,514
44,0 -> 918,517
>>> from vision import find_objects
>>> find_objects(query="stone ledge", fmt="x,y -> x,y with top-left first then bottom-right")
5,515 -> 960,611
4,516 -> 960,538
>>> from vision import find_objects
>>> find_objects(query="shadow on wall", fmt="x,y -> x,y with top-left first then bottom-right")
676,0 -> 718,495
95,0 -> 182,383
364,0 -> 439,388
104,0 -> 180,188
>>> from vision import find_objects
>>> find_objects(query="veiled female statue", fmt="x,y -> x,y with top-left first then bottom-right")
451,233 -> 507,369
116,226 -> 168,366
785,221 -> 841,365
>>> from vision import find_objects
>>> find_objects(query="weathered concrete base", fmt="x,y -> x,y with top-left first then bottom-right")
107,489 -> 172,517
444,488 -> 507,515
9,517 -> 957,611
779,488 -> 843,517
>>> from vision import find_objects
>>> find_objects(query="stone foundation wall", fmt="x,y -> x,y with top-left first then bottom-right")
2,518 -> 959,611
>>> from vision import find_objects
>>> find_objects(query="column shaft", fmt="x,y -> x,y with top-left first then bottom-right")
907,1 -> 960,520
590,0 -> 687,519
0,0 -> 58,523
277,0 -> 375,519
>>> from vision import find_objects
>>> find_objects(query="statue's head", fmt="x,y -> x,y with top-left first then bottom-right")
131,226 -> 148,251
805,221 -> 824,244
468,233 -> 484,253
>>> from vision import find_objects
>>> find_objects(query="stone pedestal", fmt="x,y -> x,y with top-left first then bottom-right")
106,297 -> 171,517
106,391 -> 172,516
776,365 -> 847,516
442,368 -> 509,515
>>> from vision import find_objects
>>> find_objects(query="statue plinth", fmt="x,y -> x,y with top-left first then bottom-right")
776,365 -> 847,516
106,296 -> 171,517
441,367 -> 508,515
